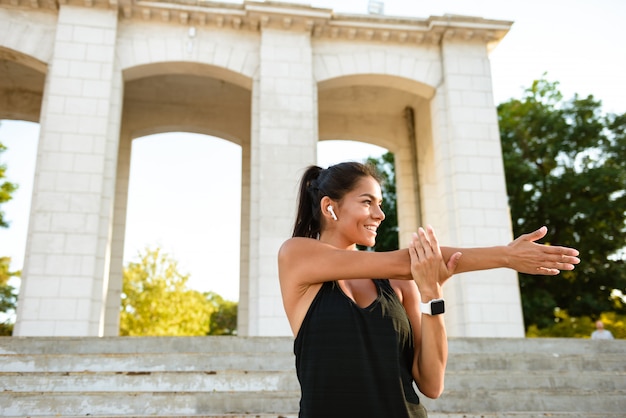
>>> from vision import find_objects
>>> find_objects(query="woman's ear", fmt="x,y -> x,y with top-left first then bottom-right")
320,196 -> 338,221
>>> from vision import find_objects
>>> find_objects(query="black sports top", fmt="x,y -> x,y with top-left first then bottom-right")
294,279 -> 425,417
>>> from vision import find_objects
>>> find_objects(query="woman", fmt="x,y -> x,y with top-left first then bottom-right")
278,162 -> 580,418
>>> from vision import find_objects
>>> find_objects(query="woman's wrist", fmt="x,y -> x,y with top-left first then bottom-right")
418,284 -> 442,302
501,244 -> 513,269
387,248 -> 412,280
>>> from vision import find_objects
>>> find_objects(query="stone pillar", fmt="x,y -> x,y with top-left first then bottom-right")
103,131 -> 131,336
395,100 -> 429,246
14,5 -> 123,336
238,125 -> 252,336
242,28 -> 317,336
428,38 -> 525,337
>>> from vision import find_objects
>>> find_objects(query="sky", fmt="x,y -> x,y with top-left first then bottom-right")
0,0 -> 625,302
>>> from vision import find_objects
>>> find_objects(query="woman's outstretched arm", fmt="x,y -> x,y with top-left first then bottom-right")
440,226 -> 580,276
279,226 -> 580,287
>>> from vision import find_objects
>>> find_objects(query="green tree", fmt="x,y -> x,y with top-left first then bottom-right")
0,138 -> 19,335
0,141 -> 18,228
365,151 -> 399,252
120,247 -> 214,336
205,291 -> 237,335
498,77 -> 626,330
526,310 -> 626,339
0,257 -> 19,336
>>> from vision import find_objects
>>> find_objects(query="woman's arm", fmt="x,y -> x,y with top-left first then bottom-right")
404,226 -> 457,398
405,283 -> 448,399
440,226 -> 580,277
279,226 -> 580,288
278,237 -> 409,286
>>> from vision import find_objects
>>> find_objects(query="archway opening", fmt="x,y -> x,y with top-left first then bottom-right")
317,139 -> 387,167
124,132 -> 242,301
0,119 -> 39,326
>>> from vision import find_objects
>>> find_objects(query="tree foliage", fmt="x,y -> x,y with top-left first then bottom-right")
0,137 -> 19,335
0,256 -> 19,336
0,141 -> 18,228
526,310 -> 626,339
365,152 -> 399,252
120,247 -> 217,336
205,291 -> 237,335
498,77 -> 626,330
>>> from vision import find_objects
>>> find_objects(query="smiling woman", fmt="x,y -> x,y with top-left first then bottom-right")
277,160 -> 580,417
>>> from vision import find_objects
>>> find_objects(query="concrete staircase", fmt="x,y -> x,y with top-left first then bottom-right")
1,336 -> 624,417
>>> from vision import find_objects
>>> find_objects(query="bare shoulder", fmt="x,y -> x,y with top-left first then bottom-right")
279,237 -> 313,255
278,237 -> 340,271
277,237 -> 323,287
278,237 -> 325,259
277,237 -> 323,336
278,237 -> 316,272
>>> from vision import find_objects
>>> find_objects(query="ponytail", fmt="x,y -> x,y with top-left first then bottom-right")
293,165 -> 324,238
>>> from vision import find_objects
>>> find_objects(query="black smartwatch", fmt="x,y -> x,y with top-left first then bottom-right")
420,298 -> 445,315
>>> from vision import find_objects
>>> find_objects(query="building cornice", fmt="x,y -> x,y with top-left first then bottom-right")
1,0 -> 513,46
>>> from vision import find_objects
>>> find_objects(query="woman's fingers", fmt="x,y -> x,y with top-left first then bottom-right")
410,227 -> 445,270
425,225 -> 441,254
537,247 -> 580,272
507,226 -> 581,275
447,251 -> 462,275
417,227 -> 436,256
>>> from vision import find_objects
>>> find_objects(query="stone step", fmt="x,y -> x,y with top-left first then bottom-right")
2,349 -> 623,374
0,351 -> 295,372
428,415 -> 626,418
2,336 -> 623,355
0,336 -> 626,358
446,337 -> 626,355
2,370 -> 300,392
8,415 -> 625,418
0,336 -> 294,355
0,392 -> 300,417
2,337 -> 625,417
421,389 -> 626,414
9,415 -> 624,418
2,388 -> 625,416
445,352 -> 625,373
3,369 -> 625,393
442,370 -> 626,391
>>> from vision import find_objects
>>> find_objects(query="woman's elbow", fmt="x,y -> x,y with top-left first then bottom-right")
419,383 -> 445,399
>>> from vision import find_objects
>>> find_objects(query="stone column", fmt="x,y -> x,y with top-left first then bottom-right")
427,38 -> 525,337
14,5 -> 123,336
103,131 -> 131,336
237,122 -> 252,336
242,28 -> 317,336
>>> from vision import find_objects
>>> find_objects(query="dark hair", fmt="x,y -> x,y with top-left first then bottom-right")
292,161 -> 381,238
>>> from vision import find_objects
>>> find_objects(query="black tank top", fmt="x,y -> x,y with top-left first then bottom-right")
294,279 -> 425,418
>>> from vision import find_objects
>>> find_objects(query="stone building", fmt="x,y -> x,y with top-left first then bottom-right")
0,0 -> 524,337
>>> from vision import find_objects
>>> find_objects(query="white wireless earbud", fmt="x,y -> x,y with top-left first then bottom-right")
327,205 -> 338,221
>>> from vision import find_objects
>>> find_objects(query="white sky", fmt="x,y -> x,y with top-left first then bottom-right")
0,0 -> 625,301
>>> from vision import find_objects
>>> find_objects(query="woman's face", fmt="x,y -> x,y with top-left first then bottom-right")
333,175 -> 385,248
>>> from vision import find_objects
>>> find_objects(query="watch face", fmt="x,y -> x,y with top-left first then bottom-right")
431,300 -> 445,315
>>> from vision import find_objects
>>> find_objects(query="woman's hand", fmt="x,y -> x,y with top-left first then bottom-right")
507,226 -> 580,275
408,225 -> 461,299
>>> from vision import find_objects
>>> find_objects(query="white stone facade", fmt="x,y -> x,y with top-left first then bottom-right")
0,0 -> 524,337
